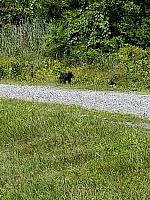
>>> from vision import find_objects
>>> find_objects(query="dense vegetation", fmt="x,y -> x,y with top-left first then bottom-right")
1,0 -> 150,91
1,2 -> 150,197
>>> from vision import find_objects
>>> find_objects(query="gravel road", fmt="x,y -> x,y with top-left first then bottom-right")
0,83 -> 150,119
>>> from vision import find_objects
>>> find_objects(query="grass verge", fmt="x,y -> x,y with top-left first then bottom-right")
1,44 -> 150,93
0,98 -> 150,199
0,68 -> 150,94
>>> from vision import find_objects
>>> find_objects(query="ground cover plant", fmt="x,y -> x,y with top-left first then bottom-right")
1,0 -> 150,93
0,45 -> 150,92
0,98 -> 150,199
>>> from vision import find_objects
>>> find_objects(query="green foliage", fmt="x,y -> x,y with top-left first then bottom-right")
2,0 -> 150,61
116,45 -> 150,71
1,0 -> 150,92
43,22 -> 66,59
86,48 -> 102,63
43,0 -> 150,62
131,17 -> 150,48
38,59 -> 66,76
44,3 -> 111,60
0,56 -> 38,80
1,21 -> 47,56
1,45 -> 149,92
1,0 -> 33,26
112,45 -> 150,89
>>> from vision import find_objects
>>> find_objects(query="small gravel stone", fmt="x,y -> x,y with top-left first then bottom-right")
0,83 -> 150,119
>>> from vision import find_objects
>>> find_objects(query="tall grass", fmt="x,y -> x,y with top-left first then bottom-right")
0,21 -> 50,80
1,21 -> 49,57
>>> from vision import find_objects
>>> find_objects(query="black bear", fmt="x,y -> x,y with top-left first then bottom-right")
59,72 -> 74,84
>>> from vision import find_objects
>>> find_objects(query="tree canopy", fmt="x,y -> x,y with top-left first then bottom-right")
1,0 -> 150,58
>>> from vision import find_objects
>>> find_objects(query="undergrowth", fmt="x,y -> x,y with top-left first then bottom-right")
0,45 -> 150,92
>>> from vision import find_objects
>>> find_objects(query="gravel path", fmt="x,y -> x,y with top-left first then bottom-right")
0,83 -> 150,119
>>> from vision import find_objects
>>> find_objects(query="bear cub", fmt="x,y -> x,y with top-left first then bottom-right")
59,72 -> 74,84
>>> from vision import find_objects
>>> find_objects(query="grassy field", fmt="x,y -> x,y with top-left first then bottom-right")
0,98 -> 150,199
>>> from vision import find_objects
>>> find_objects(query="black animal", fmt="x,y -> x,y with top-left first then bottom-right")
59,72 -> 74,84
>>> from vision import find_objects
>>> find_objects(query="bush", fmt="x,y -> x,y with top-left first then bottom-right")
0,56 -> 36,80
108,45 -> 150,89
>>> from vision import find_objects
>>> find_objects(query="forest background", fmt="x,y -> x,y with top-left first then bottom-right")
1,0 -> 150,91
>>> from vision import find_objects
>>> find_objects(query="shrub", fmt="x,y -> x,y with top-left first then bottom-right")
0,56 -> 37,80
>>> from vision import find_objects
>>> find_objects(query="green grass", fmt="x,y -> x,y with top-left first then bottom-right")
1,61 -> 150,93
1,44 -> 150,94
0,98 -> 150,199
1,24 -> 150,93
1,65 -> 150,94
1,22 -> 47,56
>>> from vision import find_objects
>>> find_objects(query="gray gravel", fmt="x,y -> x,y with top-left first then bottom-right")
0,83 -> 150,119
